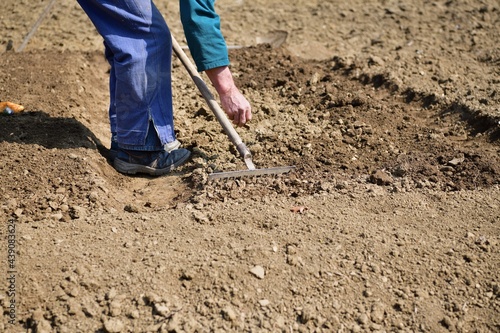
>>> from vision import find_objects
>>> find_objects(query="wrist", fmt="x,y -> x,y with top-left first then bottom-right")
205,66 -> 236,96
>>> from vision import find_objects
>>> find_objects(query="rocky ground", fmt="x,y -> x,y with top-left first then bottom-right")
0,0 -> 499,332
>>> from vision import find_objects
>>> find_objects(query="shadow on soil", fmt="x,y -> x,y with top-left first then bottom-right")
0,110 -> 112,159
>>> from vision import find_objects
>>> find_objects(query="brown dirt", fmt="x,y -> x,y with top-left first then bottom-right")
1,0 -> 499,332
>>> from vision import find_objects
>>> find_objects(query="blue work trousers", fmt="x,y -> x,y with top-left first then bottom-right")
77,0 -> 175,150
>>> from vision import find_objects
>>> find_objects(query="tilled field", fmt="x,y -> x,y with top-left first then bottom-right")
0,0 -> 499,332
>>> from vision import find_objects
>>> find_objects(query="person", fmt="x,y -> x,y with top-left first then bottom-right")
77,0 -> 252,176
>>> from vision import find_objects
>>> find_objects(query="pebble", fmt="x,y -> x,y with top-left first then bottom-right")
124,204 -> 139,213
221,306 -> 237,321
250,265 -> 265,279
106,288 -> 117,301
193,211 -> 209,224
66,298 -> 81,316
299,306 -> 315,324
371,306 -> 385,323
370,170 -> 393,185
32,309 -> 52,333
51,213 -> 63,221
81,300 -> 99,318
357,313 -> 369,325
154,303 -> 170,317
128,309 -> 140,319
259,299 -> 270,307
69,206 -> 86,220
68,287 -> 79,297
88,191 -> 99,202
104,318 -> 125,333
441,316 -> 453,329
14,208 -> 23,217
109,300 -> 122,317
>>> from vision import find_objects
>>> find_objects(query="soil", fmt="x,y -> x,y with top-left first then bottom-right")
1,0 -> 499,332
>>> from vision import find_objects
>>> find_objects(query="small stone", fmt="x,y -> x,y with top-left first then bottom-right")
103,318 -> 125,333
286,245 -> 297,255
67,298 -> 82,315
463,253 -> 476,263
357,313 -> 369,325
390,249 -> 400,257
371,304 -> 385,323
352,324 -> 362,332
154,303 -> 170,317
249,265 -> 265,279
109,300 -> 122,317
14,208 -> 23,217
128,309 -> 140,319
221,306 -> 237,321
370,170 -> 393,185
68,287 -> 79,297
81,300 -> 100,318
32,309 -> 52,333
34,319 -> 52,333
124,204 -> 139,213
143,292 -> 162,305
448,156 -> 465,166
88,191 -> 99,202
441,316 -> 454,329
51,213 -> 64,221
259,299 -> 270,307
299,306 -> 315,324
69,206 -> 86,220
193,211 -> 209,224
370,55 -> 385,66
166,312 -> 181,332
106,288 -> 117,301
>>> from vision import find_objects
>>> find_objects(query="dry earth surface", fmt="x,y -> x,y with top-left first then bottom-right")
1,0 -> 499,332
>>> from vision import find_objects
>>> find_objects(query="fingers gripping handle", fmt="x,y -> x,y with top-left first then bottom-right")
171,34 -> 253,166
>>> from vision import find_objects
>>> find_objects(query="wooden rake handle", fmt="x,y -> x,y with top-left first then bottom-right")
170,34 -> 255,169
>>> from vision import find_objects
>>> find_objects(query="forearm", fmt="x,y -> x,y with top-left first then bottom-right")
205,66 -> 236,96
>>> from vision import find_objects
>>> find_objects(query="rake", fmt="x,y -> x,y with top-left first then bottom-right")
171,34 -> 295,180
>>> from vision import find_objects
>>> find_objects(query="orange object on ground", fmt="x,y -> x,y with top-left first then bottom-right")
0,101 -> 25,114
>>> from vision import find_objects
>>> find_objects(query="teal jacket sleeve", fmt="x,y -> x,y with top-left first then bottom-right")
180,0 -> 229,72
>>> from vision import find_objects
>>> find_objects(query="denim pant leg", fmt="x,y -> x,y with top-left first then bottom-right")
77,0 -> 176,151
104,43 -> 118,145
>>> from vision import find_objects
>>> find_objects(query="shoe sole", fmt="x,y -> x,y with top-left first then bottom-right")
113,150 -> 191,176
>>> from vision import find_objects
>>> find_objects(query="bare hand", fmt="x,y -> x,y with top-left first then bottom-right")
219,86 -> 252,126
205,66 -> 252,127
